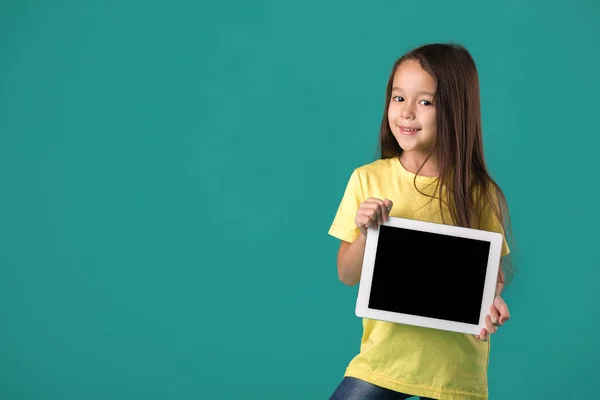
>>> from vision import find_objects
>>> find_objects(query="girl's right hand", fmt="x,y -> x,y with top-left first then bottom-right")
355,198 -> 393,236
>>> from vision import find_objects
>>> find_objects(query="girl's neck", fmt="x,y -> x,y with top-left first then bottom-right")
399,151 -> 439,177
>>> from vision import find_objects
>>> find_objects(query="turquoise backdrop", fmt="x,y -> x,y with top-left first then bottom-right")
1,1 -> 598,399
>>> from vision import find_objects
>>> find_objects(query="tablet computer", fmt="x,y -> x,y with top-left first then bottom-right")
356,216 -> 504,335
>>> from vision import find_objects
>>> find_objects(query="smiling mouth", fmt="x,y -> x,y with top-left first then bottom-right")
398,126 -> 421,135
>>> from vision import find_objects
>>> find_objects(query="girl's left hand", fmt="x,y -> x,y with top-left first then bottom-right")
474,294 -> 510,341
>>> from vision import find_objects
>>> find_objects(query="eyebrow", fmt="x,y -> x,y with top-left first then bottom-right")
391,87 -> 435,97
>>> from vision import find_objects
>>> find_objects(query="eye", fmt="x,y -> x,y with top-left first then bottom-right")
392,96 -> 404,102
419,100 -> 433,106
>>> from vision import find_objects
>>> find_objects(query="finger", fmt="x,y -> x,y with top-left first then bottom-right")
384,199 -> 393,220
366,208 -> 381,228
362,214 -> 377,229
384,199 -> 393,213
365,197 -> 385,208
495,296 -> 510,325
360,201 -> 380,226
365,198 -> 387,224
369,201 -> 384,226
382,199 -> 393,221
358,214 -> 374,231
476,328 -> 488,341
489,304 -> 500,326
376,199 -> 389,222
357,200 -> 385,233
485,315 -> 498,335
370,199 -> 386,225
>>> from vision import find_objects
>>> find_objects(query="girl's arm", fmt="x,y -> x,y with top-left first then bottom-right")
336,234 -> 367,286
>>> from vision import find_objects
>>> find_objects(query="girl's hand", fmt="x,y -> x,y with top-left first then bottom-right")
355,198 -> 393,236
475,294 -> 510,341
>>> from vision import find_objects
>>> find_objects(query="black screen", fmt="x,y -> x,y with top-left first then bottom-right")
367,225 -> 491,325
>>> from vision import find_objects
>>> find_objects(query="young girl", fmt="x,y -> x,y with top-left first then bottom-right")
327,43 -> 514,400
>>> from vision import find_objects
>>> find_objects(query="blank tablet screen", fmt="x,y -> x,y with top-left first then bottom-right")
368,225 -> 491,325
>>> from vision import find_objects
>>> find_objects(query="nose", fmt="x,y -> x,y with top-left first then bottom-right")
400,104 -> 415,120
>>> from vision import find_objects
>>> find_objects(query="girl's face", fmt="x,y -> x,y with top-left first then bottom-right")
387,59 -> 437,157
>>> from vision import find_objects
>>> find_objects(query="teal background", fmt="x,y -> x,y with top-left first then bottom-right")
1,1 -> 598,399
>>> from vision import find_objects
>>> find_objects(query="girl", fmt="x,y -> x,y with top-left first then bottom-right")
327,43 -> 514,400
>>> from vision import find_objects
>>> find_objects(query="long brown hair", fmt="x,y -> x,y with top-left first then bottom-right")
378,43 -> 515,285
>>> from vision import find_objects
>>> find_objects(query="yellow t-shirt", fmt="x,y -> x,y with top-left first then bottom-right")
328,157 -> 510,400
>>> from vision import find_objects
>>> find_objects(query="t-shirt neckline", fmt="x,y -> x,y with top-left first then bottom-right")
391,156 -> 439,184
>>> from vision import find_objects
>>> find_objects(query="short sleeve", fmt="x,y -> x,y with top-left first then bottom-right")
480,202 -> 510,257
328,169 -> 364,243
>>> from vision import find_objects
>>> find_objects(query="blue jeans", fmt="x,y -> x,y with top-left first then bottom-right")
329,377 -> 436,400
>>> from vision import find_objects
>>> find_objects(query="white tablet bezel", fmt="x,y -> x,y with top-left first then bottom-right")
356,216 -> 504,335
